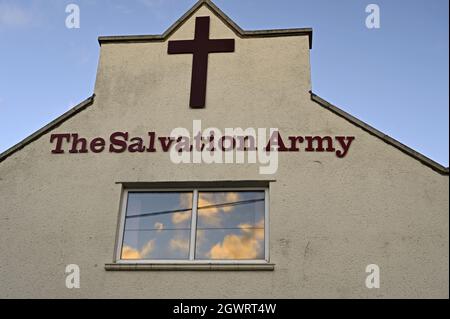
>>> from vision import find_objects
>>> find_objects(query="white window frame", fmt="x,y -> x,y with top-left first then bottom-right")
115,187 -> 270,264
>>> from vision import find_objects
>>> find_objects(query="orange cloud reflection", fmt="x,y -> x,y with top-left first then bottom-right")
208,219 -> 264,259
121,239 -> 155,259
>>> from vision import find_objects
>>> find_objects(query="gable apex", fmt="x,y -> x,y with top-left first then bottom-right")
98,0 -> 313,49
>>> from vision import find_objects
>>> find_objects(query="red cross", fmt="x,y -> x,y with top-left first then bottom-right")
168,16 -> 235,108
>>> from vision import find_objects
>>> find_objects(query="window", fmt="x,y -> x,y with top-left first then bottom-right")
116,188 -> 268,263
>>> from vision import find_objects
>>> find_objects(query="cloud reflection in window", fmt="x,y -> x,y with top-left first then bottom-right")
121,192 -> 193,260
120,191 -> 266,261
195,192 -> 265,260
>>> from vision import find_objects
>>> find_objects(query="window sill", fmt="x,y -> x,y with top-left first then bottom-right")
104,263 -> 275,271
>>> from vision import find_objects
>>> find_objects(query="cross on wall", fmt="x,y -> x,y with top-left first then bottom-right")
168,16 -> 235,108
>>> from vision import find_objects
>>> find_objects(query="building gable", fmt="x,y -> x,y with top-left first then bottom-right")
0,0 -> 447,176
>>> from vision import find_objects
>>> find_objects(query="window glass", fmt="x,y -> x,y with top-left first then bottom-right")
121,192 -> 193,260
195,191 -> 265,260
118,189 -> 266,261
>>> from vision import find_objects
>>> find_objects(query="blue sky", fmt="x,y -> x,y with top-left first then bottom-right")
0,0 -> 448,166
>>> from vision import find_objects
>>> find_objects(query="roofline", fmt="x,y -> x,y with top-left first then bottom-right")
98,0 -> 313,49
0,95 -> 95,164
310,92 -> 449,176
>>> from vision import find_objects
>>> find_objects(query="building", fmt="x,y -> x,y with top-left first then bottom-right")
0,0 -> 448,298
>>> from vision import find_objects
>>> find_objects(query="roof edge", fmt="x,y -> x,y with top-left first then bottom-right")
0,95 -> 95,164
310,92 -> 449,176
98,0 -> 313,49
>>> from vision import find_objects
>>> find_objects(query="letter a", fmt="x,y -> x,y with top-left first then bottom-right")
65,4 -> 80,29
365,4 -> 380,29
65,264 -> 80,289
365,264 -> 380,289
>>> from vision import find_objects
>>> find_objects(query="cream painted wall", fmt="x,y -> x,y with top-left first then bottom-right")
0,5 -> 448,298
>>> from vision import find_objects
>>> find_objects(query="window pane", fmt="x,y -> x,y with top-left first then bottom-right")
195,191 -> 265,260
121,192 -> 193,260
